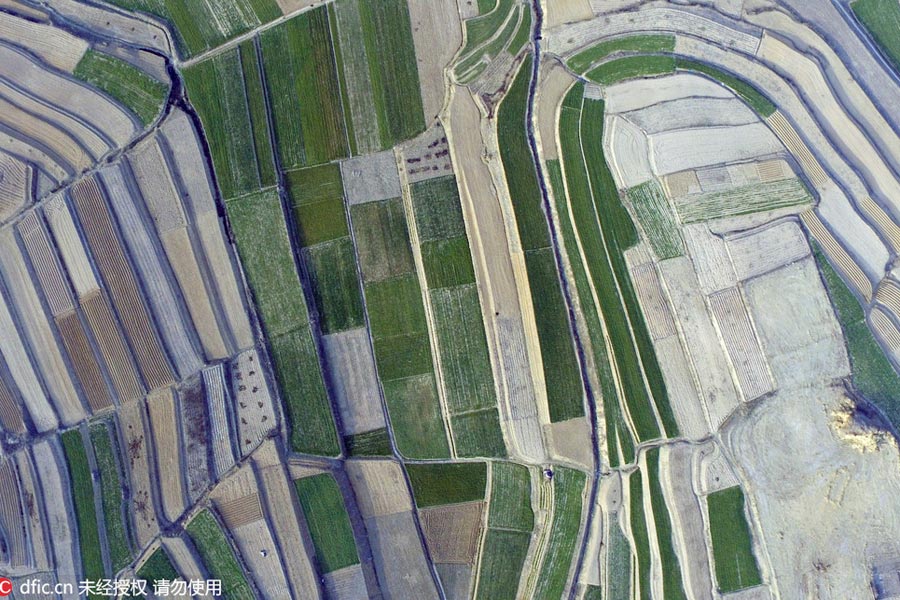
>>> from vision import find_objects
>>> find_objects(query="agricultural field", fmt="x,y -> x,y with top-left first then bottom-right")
185,510 -> 255,599
533,467 -> 587,599
852,0 -> 900,73
627,180 -> 684,259
707,486 -> 762,593
567,34 -> 676,74
407,462 -> 486,507
294,473 -> 360,573
73,50 -> 168,126
89,422 -> 133,572
60,430 -> 104,582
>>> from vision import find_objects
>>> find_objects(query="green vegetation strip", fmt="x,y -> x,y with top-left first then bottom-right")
184,49 -> 263,200
344,428 -> 392,456
406,462 -> 486,507
587,55 -> 676,86
852,0 -> 900,74
584,585 -> 603,600
137,547 -> 180,589
547,157 -> 634,467
568,35 -> 676,74
74,50 -> 167,126
260,7 -> 349,169
646,448 -> 688,599
607,516 -> 632,599
475,462 -> 534,600
707,486 -> 762,593
238,40 -> 277,188
675,177 -> 811,223
358,0 -> 426,146
533,467 -> 586,600
627,180 -> 684,259
287,164 -> 350,246
226,189 -> 338,455
304,239 -> 366,334
455,5 -> 522,83
61,430 -> 104,583
90,422 -> 132,572
629,470 -> 651,600
460,0 -> 516,57
675,58 -> 776,117
186,510 -> 254,599
451,408 -> 507,458
295,473 -> 360,573
814,245 -> 900,427
499,57 -> 583,422
509,7 -> 532,56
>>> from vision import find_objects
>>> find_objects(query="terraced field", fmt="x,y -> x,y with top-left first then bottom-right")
73,50 -> 168,126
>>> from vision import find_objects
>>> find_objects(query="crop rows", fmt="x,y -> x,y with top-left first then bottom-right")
533,467 -> 586,599
455,4 -> 525,83
706,486 -> 762,592
409,175 -> 505,458
407,462 -> 486,508
498,56 -> 584,423
60,430 -> 104,584
89,421 -> 133,572
186,510 -> 255,599
587,55 -> 676,86
350,198 -> 450,458
629,469 -> 652,600
476,462 -> 534,600
567,34 -> 676,74
627,180 -> 685,259
646,448 -> 688,599
675,178 -> 812,223
852,0 -> 900,73
295,473 -> 360,573
73,50 -> 167,126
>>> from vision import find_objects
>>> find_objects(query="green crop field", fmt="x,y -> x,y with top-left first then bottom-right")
629,470 -> 651,600
430,284 -> 495,413
853,0 -> 900,73
587,55 -> 676,86
186,510 -> 255,599
547,157 -> 635,467
260,7 -> 349,169
460,0 -> 516,57
607,516 -> 632,599
452,408 -> 507,458
579,97 -> 680,439
345,428 -> 392,456
646,449 -> 687,599
357,0 -> 426,146
675,178 -> 812,223
365,274 -> 427,340
381,374 -> 450,458
627,181 -> 684,259
455,5 -> 522,83
475,529 -> 532,600
488,461 -> 533,531
407,462 -> 486,507
533,467 -> 586,600
225,189 -> 308,336
371,329 -> 433,381
707,486 -> 762,593
509,7 -> 532,56
90,422 -> 133,572
420,237 -> 477,289
675,59 -> 776,117
269,328 -> 339,456
295,473 -> 360,573
74,50 -> 167,126
184,50 -> 262,200
238,40 -> 277,188
351,198 -> 416,283
137,546 -> 180,588
61,430 -> 104,582
289,193 -> 350,248
304,239 -> 366,334
814,245 -> 900,427
410,176 -> 468,242
567,35 -> 676,74
498,58 -> 583,422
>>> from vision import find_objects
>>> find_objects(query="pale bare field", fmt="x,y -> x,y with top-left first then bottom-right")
32,440 -> 79,589
546,417 -> 593,468
696,441 -> 740,495
800,209 -> 873,301
0,375 -> 25,434
346,459 -> 411,518
322,327 -> 385,435
649,123 -> 782,177
118,399 -> 160,548
682,224 -> 737,295
161,535 -> 211,600
817,181 -> 887,281
44,0 -> 171,53
605,73 -> 733,114
0,95 -> 90,175
324,564 -> 368,600
341,149 -> 402,205
17,211 -> 75,318
55,309 -> 110,413
624,97 -> 756,135
0,459 -> 28,570
161,110 -> 253,351
420,500 -> 484,563
101,165 -> 203,378
13,451 -> 51,571
147,388 -> 186,524
202,365 -> 236,479
654,335 -> 709,440
727,220 -> 809,281
629,262 -> 676,340
436,563 -> 472,600
0,13 -> 87,71
0,131 -> 67,183
253,441 -> 323,600
535,59 -> 575,161
658,257 -> 739,430
0,152 -> 29,221
546,0 -> 593,28
178,375 -> 210,503
231,348 -> 276,456
408,0 -> 461,123
870,306 -> 900,360
605,114 -> 653,189
367,510 -> 440,600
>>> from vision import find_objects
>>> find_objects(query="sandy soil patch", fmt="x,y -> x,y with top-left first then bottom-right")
536,59 -> 575,161
341,149 -> 402,205
323,327 -> 385,435
546,0 -> 593,28
420,500 -> 484,563
409,0 -> 461,124
546,417 -> 593,468
346,459 -> 412,518
324,563 -> 368,599
367,510 -> 440,600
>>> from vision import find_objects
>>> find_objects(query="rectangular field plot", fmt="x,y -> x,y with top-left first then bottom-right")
74,50 -> 167,126
224,189 -> 308,336
344,427 -> 392,456
646,448 -> 688,599
533,467 -> 586,599
407,462 -> 486,508
60,430 -> 103,581
295,473 -> 360,573
350,197 -> 416,282
627,180 -> 684,259
184,46 -> 272,200
430,284 -> 495,413
475,529 -> 531,600
186,510 -> 256,599
381,375 -> 449,459
137,546 -> 181,589
630,470 -> 652,600
303,239 -> 365,334
488,461 -> 533,532
452,408 -> 506,458
674,178 -> 812,224
707,486 -> 762,593
286,164 -> 348,246
269,328 -> 339,456
567,34 -> 676,74
410,175 -> 467,242
260,7 -> 349,168
420,236 -> 477,289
